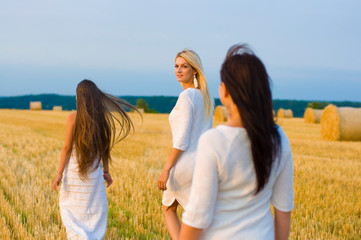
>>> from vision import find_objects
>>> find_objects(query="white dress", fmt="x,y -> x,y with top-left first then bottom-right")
162,88 -> 212,208
59,150 -> 108,240
182,125 -> 294,240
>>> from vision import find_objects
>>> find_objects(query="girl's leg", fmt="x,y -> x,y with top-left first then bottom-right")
163,200 -> 181,240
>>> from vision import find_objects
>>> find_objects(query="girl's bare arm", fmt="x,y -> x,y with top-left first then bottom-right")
52,112 -> 76,191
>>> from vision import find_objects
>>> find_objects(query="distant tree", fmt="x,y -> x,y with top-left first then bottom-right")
136,98 -> 158,113
307,101 -> 329,109
136,98 -> 149,111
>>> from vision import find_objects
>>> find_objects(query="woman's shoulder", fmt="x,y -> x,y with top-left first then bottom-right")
180,88 -> 201,98
200,125 -> 246,146
276,126 -> 292,154
67,111 -> 77,125
179,88 -> 202,105
276,126 -> 289,143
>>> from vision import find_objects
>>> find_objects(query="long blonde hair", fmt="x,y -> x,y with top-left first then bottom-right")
176,49 -> 214,119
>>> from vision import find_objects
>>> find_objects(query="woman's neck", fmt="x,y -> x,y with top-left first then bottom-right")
226,103 -> 244,128
181,82 -> 195,91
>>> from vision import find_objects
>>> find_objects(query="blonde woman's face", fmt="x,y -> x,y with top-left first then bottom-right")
175,57 -> 196,84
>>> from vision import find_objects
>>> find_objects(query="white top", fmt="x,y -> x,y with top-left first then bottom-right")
162,88 -> 213,207
182,125 -> 293,240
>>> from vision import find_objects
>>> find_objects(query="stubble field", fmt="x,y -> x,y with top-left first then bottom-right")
0,109 -> 360,239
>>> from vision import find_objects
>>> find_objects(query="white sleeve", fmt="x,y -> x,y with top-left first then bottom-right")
172,93 -> 193,151
271,148 -> 294,212
182,132 -> 219,229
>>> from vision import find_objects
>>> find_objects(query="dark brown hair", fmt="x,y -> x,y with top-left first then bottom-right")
73,79 -> 138,179
220,44 -> 281,194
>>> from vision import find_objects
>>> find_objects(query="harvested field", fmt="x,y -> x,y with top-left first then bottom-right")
0,110 -> 360,239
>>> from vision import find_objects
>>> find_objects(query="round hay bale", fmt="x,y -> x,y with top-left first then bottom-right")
320,104 -> 361,141
214,105 -> 227,122
304,108 -> 323,123
30,101 -> 42,110
277,108 -> 293,118
53,106 -> 62,111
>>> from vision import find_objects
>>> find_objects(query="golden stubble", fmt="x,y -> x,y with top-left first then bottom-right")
0,110 -> 360,239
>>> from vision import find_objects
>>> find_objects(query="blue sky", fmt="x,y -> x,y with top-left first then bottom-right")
1,0 -> 360,101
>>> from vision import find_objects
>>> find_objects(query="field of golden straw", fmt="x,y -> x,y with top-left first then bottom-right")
0,109 -> 360,240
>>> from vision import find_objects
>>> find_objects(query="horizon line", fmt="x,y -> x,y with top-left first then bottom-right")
0,93 -> 360,103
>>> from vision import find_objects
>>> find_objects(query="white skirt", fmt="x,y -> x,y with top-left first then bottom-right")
162,150 -> 196,208
59,154 -> 108,240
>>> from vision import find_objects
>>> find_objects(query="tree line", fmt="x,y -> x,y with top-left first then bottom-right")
1,94 -> 360,118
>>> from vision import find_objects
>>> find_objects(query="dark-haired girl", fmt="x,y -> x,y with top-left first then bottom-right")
179,45 -> 294,240
52,80 -> 137,239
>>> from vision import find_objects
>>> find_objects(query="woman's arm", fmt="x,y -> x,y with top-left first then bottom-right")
102,160 -> 113,187
179,132 -> 219,239
271,135 -> 293,240
52,112 -> 76,191
179,224 -> 203,240
158,93 -> 193,191
157,148 -> 183,190
274,208 -> 291,240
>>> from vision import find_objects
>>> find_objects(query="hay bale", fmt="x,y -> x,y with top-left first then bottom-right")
277,108 -> 293,118
30,101 -> 42,110
214,105 -> 227,122
304,108 -> 323,123
53,106 -> 62,111
321,104 -> 361,141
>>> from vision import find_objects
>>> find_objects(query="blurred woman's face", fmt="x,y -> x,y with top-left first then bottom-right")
175,57 -> 196,84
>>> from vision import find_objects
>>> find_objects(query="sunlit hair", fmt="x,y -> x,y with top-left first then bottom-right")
176,49 -> 214,119
220,44 -> 281,194
73,79 -> 138,179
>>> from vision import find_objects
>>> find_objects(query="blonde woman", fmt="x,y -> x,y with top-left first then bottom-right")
158,49 -> 214,239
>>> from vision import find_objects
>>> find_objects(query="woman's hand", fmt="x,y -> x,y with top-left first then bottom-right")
52,173 -> 63,191
158,148 -> 184,191
158,169 -> 170,191
104,172 -> 113,187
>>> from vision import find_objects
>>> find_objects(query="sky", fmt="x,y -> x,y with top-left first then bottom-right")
1,0 -> 360,101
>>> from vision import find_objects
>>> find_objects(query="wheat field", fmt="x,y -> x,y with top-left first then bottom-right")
0,109 -> 360,239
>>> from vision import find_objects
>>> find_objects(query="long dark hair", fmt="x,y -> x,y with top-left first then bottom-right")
220,44 -> 281,194
73,79 -> 138,179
